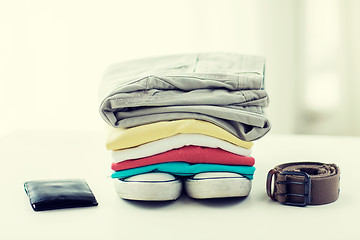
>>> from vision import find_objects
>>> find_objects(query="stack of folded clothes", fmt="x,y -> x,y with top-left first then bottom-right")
98,53 -> 270,201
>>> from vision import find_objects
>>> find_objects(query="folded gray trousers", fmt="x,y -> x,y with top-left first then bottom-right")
98,53 -> 270,141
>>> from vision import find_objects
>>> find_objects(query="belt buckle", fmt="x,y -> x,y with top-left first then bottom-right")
278,171 -> 312,207
266,169 -> 278,201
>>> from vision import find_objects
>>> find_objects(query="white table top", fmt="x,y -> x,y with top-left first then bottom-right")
0,130 -> 358,239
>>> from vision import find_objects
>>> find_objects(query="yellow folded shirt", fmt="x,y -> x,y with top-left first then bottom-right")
106,119 -> 253,150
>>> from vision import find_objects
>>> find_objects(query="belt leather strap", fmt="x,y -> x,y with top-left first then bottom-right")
266,162 -> 340,206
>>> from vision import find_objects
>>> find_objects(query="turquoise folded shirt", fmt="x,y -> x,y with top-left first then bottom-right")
111,162 -> 255,180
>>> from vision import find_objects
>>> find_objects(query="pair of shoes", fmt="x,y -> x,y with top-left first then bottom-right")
114,172 -> 252,201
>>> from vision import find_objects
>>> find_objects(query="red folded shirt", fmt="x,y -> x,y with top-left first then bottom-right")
111,145 -> 255,171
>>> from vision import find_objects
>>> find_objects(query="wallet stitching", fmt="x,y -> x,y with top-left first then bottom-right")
24,182 -> 37,209
24,183 -> 32,201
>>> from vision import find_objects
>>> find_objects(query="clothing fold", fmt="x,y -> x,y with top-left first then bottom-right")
111,133 -> 252,163
105,119 -> 254,151
99,53 -> 270,141
111,162 -> 256,180
112,145 -> 255,171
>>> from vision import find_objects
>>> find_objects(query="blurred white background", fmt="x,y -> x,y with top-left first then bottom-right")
1,0 -> 359,137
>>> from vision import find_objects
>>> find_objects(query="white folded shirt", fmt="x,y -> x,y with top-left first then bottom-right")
111,133 -> 252,163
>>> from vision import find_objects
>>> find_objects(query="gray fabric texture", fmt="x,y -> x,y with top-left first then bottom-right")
99,53 -> 270,141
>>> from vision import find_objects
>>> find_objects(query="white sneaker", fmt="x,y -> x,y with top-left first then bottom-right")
114,173 -> 182,201
184,172 -> 252,199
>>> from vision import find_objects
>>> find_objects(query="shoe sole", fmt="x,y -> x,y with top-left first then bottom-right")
185,172 -> 252,199
114,174 -> 182,201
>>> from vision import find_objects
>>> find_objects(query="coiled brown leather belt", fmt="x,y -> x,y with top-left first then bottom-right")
266,162 -> 340,206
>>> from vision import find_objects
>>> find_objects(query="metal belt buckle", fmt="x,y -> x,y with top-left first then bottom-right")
278,171 -> 312,207
266,169 -> 278,201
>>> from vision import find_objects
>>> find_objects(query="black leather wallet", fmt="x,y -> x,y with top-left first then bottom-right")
24,179 -> 98,211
